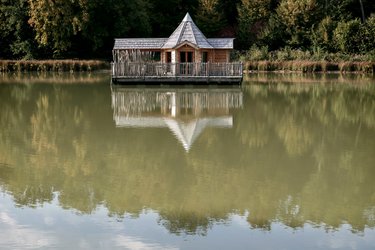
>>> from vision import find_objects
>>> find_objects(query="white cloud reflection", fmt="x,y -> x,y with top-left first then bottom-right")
115,235 -> 178,250
0,211 -> 57,249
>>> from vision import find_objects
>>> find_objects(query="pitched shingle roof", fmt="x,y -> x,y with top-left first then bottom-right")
113,13 -> 234,50
207,38 -> 234,49
113,38 -> 167,50
162,13 -> 213,49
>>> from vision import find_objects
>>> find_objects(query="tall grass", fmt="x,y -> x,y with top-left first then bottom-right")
241,46 -> 375,73
0,60 -> 110,73
244,60 -> 374,73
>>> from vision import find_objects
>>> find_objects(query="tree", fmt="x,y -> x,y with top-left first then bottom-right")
333,19 -> 362,53
196,0 -> 226,37
28,0 -> 89,57
0,0 -> 38,59
237,0 -> 272,49
218,0 -> 241,26
81,0 -> 152,58
311,16 -> 337,52
276,0 -> 324,48
360,15 -> 375,53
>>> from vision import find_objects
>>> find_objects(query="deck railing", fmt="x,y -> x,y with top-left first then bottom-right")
111,62 -> 243,78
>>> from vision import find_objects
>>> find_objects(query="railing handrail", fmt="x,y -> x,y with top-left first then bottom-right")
112,62 -> 243,78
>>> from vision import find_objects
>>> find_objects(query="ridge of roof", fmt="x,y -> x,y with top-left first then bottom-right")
182,12 -> 193,22
162,12 -> 213,49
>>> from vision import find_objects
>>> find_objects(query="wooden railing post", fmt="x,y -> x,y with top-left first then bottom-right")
111,62 -> 243,78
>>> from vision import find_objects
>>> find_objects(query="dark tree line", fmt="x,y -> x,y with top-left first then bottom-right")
0,0 -> 374,60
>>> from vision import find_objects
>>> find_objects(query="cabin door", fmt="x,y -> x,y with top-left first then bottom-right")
166,52 -> 172,73
180,51 -> 193,75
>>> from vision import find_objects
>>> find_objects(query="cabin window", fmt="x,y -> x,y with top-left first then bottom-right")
202,52 -> 208,63
152,51 -> 161,61
180,51 -> 193,63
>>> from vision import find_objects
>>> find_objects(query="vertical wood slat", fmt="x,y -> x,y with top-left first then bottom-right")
112,62 -> 243,78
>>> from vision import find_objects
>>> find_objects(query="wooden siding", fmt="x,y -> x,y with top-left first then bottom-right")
214,50 -> 230,63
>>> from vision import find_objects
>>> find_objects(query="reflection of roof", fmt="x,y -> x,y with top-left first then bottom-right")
115,117 -> 232,151
113,13 -> 234,50
111,87 -> 242,151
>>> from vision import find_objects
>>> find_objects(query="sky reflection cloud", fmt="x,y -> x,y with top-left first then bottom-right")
115,235 -> 178,250
0,211 -> 57,249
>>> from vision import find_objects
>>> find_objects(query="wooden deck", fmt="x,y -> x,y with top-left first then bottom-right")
111,62 -> 243,84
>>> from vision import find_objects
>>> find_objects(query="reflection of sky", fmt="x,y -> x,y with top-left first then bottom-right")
0,192 -> 374,250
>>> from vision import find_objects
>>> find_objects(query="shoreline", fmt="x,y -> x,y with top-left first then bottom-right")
244,60 -> 375,74
0,60 -> 110,72
1,59 -> 374,74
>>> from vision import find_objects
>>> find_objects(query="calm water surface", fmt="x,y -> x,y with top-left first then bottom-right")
0,73 -> 374,249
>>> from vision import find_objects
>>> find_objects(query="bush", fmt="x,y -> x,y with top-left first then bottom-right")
311,17 -> 337,52
359,15 -> 375,53
334,19 -> 362,54
246,45 -> 269,61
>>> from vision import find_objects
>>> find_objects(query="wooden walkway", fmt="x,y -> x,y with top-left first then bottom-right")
111,62 -> 243,84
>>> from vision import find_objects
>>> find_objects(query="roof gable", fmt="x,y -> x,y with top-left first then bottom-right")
173,41 -> 199,49
162,13 -> 213,49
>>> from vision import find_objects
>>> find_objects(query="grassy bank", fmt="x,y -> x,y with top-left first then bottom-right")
244,60 -> 375,73
243,72 -> 375,85
0,60 -> 110,72
238,46 -> 375,73
0,71 -> 110,84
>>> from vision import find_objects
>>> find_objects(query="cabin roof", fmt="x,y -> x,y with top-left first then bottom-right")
113,13 -> 234,50
207,38 -> 234,49
162,13 -> 213,49
113,38 -> 167,50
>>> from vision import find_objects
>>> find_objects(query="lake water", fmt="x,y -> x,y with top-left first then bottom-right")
0,72 -> 374,249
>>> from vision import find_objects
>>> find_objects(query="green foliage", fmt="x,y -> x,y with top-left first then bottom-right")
0,0 -> 374,59
28,0 -> 90,57
311,16 -> 337,52
0,0 -> 38,59
276,0 -> 324,48
196,0 -> 226,37
332,16 -> 374,55
333,19 -> 362,53
258,14 -> 288,50
81,0 -> 152,58
237,0 -> 272,48
245,45 -> 269,61
359,15 -> 375,53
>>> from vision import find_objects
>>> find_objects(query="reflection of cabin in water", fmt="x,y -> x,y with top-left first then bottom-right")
111,87 -> 243,151
111,13 -> 242,84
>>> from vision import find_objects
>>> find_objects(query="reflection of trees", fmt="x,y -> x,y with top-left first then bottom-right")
0,80 -> 374,235
237,82 -> 375,232
158,210 -> 228,236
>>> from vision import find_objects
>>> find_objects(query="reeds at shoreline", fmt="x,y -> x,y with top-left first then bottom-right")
244,60 -> 375,74
0,60 -> 110,72
1,59 -> 373,74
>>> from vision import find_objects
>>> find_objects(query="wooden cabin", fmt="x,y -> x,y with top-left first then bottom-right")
112,13 -> 243,84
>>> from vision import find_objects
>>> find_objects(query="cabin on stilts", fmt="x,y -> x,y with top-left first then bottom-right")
111,13 -> 243,85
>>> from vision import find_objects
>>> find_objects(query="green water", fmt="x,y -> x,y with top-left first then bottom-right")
0,72 -> 374,249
